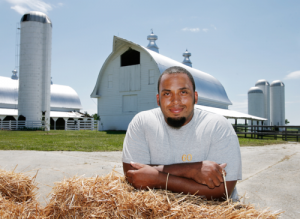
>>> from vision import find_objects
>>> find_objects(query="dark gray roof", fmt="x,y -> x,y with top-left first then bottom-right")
21,11 -> 52,26
248,87 -> 263,94
270,80 -> 284,87
255,79 -> 269,86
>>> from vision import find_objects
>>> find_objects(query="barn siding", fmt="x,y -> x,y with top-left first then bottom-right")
97,45 -> 159,130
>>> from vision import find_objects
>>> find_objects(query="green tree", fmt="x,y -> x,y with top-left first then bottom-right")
84,111 -> 91,117
285,119 -> 290,125
92,113 -> 100,121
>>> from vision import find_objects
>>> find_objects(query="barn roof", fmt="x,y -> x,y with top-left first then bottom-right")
91,36 -> 232,107
0,76 -> 82,110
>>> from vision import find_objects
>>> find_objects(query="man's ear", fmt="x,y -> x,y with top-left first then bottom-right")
156,94 -> 160,106
194,91 -> 198,104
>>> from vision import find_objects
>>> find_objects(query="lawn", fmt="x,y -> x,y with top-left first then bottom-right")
0,130 -> 291,151
0,130 -> 126,151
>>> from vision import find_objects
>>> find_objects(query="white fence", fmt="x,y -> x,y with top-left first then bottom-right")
65,120 -> 98,131
0,120 -> 98,131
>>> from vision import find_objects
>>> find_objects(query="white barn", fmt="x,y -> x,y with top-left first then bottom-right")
91,34 -> 234,130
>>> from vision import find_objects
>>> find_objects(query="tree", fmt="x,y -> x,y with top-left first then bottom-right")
84,111 -> 91,117
92,113 -> 100,121
285,119 -> 290,125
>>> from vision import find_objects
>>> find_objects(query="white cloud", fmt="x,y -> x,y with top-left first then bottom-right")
6,0 -> 52,14
58,2 -> 63,6
181,27 -> 200,32
202,28 -> 209,32
284,70 -> 300,80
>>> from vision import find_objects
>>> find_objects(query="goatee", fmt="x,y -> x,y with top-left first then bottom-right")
167,117 -> 186,128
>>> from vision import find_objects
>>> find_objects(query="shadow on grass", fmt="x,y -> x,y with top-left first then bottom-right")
105,131 -> 126,135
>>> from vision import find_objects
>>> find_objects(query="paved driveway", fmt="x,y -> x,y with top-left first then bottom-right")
0,142 -> 299,218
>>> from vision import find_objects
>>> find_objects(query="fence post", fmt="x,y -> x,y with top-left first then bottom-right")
285,126 -> 287,141
244,119 -> 247,138
64,118 -> 68,131
9,120 -> 11,130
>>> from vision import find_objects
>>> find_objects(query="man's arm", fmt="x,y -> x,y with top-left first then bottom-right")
123,162 -> 236,200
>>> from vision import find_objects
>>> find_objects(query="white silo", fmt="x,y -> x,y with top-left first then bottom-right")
255,79 -> 270,125
18,11 -> 52,130
248,87 -> 265,125
270,80 -> 285,126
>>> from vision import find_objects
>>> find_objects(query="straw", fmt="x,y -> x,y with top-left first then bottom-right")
43,171 -> 283,218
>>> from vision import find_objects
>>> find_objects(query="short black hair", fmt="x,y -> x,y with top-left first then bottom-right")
157,66 -> 196,93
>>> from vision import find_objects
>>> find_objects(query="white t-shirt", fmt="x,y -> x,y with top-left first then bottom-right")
122,107 -> 242,200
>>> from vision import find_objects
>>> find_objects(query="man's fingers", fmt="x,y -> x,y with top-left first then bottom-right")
211,176 -> 221,187
207,179 -> 215,189
130,161 -> 145,169
126,170 -> 135,178
219,163 -> 227,169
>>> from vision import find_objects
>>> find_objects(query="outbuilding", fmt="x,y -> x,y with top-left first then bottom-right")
91,34 -> 237,130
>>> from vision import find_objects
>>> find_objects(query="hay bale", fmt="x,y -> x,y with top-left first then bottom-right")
0,168 -> 38,202
0,168 -> 42,218
43,171 -> 282,218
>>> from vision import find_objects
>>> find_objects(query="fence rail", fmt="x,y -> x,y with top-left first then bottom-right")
233,125 -> 300,141
0,120 -> 98,131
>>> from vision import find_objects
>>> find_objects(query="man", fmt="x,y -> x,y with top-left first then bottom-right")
122,66 -> 242,201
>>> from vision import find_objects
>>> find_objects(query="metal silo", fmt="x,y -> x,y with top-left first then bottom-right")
18,11 -> 52,130
270,80 -> 285,126
248,87 -> 265,125
255,79 -> 270,125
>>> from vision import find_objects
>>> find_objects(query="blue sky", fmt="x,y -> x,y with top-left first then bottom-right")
1,0 -> 300,124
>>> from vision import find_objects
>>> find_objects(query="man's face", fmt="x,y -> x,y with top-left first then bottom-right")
156,73 -> 198,127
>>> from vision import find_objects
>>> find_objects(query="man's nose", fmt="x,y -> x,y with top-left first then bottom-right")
171,93 -> 181,104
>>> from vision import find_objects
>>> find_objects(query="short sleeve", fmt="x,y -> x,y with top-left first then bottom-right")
122,114 -> 151,164
206,135 -> 242,181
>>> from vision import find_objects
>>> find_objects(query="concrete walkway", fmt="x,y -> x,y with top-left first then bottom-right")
0,143 -> 299,218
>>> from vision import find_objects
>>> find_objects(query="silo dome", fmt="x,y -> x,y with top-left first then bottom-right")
255,79 -> 270,125
270,80 -> 285,126
248,87 -> 263,94
146,30 -> 159,53
248,87 -> 265,125
182,49 -> 192,67
270,80 -> 284,87
21,11 -> 52,26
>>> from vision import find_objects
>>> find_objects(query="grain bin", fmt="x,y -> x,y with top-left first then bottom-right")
255,79 -> 270,125
18,11 -> 52,130
270,80 -> 285,126
248,87 -> 265,125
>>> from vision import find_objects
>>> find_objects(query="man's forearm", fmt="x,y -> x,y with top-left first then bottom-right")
154,171 -> 235,200
160,162 -> 200,179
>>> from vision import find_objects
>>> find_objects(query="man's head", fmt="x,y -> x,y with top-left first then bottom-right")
156,66 -> 198,128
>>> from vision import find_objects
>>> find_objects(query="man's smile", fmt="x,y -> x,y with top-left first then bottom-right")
169,107 -> 184,114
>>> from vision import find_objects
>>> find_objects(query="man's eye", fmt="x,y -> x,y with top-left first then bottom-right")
164,93 -> 170,96
181,91 -> 187,94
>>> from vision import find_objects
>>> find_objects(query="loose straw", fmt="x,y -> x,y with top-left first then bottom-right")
165,173 -> 170,204
165,173 -> 169,191
223,171 -> 229,201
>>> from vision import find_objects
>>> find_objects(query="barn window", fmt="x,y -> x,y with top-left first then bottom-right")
121,49 -> 140,67
149,70 -> 155,84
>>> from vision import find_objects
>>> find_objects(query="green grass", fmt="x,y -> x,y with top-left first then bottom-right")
238,137 -> 287,146
0,130 -> 293,151
0,130 -> 126,151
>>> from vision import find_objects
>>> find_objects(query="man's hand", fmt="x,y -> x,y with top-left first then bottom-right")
187,161 -> 226,189
126,163 -> 165,190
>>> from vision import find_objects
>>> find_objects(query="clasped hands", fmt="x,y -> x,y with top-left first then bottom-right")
126,161 -> 227,190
